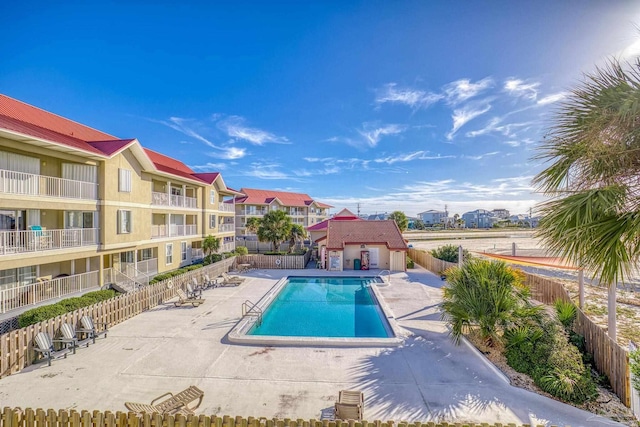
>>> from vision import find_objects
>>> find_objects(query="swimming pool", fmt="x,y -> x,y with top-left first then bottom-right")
229,275 -> 402,346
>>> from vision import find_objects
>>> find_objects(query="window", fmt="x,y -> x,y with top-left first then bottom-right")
117,210 -> 132,234
118,169 -> 132,192
209,214 -> 216,228
210,190 -> 216,205
181,242 -> 187,261
65,211 -> 95,229
139,248 -> 153,261
166,243 -> 173,265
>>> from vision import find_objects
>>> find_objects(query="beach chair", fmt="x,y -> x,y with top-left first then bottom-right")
175,288 -> 205,307
125,385 -> 204,416
219,272 -> 244,286
59,322 -> 91,352
77,315 -> 108,344
334,390 -> 364,421
203,274 -> 218,289
33,331 -> 73,366
186,279 -> 203,298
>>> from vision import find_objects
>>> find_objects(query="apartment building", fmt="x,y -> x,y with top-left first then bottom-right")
233,188 -> 332,237
0,94 -> 239,315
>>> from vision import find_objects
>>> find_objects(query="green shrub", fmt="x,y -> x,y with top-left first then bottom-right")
505,317 -> 597,404
631,348 -> 640,393
18,289 -> 118,328
149,264 -> 204,284
554,299 -> 577,330
406,257 -> 415,269
235,246 -> 248,255
431,244 -> 472,263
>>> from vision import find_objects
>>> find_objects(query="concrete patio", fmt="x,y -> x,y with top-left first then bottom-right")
0,266 -> 623,426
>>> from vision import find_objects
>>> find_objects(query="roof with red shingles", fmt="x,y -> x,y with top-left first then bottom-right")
307,208 -> 361,231
88,139 -> 136,156
0,94 -> 116,141
234,188 -> 333,208
325,220 -> 408,250
192,172 -> 220,184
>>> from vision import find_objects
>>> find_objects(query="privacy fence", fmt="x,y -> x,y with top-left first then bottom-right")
0,407 -> 571,427
0,257 -> 236,379
235,250 -> 311,269
407,248 -> 631,407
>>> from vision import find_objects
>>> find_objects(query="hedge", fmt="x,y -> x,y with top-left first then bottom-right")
18,289 -> 119,328
149,263 -> 204,284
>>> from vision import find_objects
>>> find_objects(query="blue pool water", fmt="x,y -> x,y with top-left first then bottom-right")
249,276 -> 392,338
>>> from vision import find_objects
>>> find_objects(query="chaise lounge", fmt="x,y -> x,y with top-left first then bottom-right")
125,385 -> 204,416
334,390 -> 364,421
174,288 -> 205,307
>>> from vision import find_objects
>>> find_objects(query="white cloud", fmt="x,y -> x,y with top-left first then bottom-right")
447,103 -> 492,140
207,147 -> 247,160
465,117 -> 532,139
443,78 -> 493,105
217,116 -> 289,145
463,151 -> 500,160
504,140 -> 521,147
375,83 -> 443,109
241,162 -> 302,181
373,151 -> 456,164
618,38 -> 640,61
190,162 -> 227,171
503,78 -> 540,101
537,92 -> 568,105
357,123 -> 406,147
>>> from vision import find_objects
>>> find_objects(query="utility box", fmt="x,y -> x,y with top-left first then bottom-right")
354,259 -> 361,270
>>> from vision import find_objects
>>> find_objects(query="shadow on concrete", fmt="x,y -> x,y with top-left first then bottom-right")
395,303 -> 442,322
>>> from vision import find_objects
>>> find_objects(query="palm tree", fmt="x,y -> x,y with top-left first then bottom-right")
202,235 -> 221,262
388,211 -> 409,232
533,58 -> 640,340
245,217 -> 261,234
256,210 -> 293,252
288,223 -> 307,253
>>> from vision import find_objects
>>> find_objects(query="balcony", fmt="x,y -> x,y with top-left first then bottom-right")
218,224 -> 235,233
218,203 -> 235,212
0,270 -> 100,314
151,191 -> 197,208
0,228 -> 99,256
151,224 -> 198,239
0,169 -> 98,200
220,242 -> 235,253
243,208 -> 268,216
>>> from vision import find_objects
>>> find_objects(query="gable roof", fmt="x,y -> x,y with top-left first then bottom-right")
325,220 -> 408,251
235,188 -> 333,208
0,94 -> 116,141
307,208 -> 361,231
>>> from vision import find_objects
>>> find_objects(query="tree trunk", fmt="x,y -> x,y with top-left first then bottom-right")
608,283 -> 617,340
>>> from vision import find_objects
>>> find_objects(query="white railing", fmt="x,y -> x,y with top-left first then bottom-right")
0,168 -> 98,200
151,191 -> 197,208
121,259 -> 157,285
219,224 -> 235,233
243,208 -> 268,216
135,258 -> 158,276
0,228 -> 99,256
221,242 -> 236,253
218,203 -> 235,212
151,224 -> 198,238
192,248 -> 204,260
0,270 -> 100,314
289,209 -> 305,216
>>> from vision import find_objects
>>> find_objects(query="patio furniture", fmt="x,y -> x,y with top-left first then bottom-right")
77,315 -> 108,344
175,289 -> 205,307
59,322 -> 91,352
203,274 -> 218,289
219,272 -> 243,286
125,385 -> 204,416
33,331 -> 73,366
186,279 -> 203,298
334,390 -> 364,421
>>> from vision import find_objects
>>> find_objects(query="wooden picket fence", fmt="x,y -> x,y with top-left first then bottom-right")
0,407 -> 562,427
524,274 -> 631,407
408,248 -> 631,407
407,248 -> 457,275
0,258 -> 236,379
236,251 -> 311,270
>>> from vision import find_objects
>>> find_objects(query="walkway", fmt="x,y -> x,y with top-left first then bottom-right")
0,266 -> 623,426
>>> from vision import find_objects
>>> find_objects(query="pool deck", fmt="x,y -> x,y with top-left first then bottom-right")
0,266 -> 623,426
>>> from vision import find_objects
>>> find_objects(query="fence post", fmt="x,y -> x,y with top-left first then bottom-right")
457,245 -> 463,268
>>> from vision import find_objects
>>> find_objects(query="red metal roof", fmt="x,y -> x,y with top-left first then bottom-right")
0,94 -> 116,141
325,220 -> 408,250
144,148 -> 196,174
192,172 -> 220,184
235,188 -> 333,208
0,115 -> 106,155
307,209 -> 361,231
88,139 -> 136,156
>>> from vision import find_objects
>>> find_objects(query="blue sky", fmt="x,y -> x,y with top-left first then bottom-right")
2,1 -> 640,217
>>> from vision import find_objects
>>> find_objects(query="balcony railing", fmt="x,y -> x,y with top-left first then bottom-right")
243,208 -> 268,215
192,248 -> 204,261
0,228 -> 99,256
221,242 -> 235,253
151,191 -> 197,208
0,271 -> 100,314
151,224 -> 198,238
218,203 -> 235,212
0,169 -> 98,200
218,224 -> 235,233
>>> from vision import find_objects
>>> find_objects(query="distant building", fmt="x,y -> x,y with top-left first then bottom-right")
462,209 -> 497,228
418,210 -> 448,226
367,213 -> 388,220
492,208 -> 510,219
